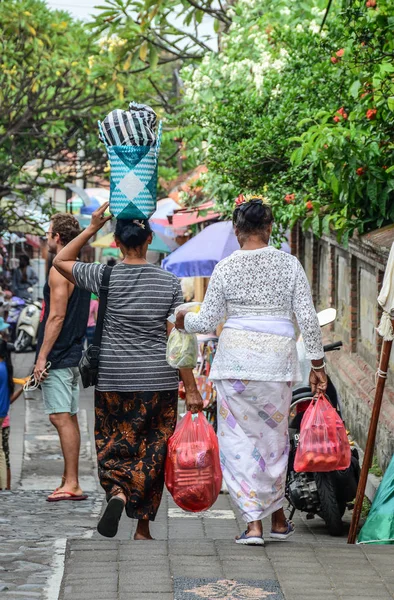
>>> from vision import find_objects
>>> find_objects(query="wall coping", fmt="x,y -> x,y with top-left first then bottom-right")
319,224 -> 394,271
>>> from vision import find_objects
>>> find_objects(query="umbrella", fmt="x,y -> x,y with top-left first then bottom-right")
348,242 -> 394,543
162,221 -> 240,277
151,198 -> 180,221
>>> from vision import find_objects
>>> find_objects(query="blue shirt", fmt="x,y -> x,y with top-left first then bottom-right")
0,361 -> 10,419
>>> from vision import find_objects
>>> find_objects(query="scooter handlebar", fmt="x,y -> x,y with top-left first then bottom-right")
323,341 -> 343,352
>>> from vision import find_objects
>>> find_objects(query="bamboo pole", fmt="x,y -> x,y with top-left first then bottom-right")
347,318 -> 394,544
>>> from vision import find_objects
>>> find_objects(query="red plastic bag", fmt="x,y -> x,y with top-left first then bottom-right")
294,393 -> 351,473
165,411 -> 222,512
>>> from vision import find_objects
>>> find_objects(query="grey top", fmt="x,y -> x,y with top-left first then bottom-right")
73,262 -> 183,392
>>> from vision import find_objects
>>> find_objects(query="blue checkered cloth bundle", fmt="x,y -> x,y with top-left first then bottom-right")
98,103 -> 162,220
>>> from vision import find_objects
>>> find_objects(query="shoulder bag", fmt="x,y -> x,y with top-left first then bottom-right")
79,265 -> 112,388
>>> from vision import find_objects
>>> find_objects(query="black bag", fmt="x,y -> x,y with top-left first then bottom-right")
79,265 -> 112,388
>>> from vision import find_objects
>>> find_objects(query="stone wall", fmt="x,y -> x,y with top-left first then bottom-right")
292,224 -> 394,470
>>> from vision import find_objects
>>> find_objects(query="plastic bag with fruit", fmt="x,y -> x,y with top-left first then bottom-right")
294,392 -> 351,472
165,411 -> 222,512
166,303 -> 200,369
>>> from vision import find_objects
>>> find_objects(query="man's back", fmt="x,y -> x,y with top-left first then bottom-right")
36,268 -> 90,369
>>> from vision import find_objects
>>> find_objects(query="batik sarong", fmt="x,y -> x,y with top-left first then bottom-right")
95,389 -> 177,521
215,380 -> 292,522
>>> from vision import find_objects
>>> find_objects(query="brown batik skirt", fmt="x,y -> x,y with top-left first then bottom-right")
95,389 -> 178,521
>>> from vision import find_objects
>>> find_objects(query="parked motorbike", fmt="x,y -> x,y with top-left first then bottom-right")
286,308 -> 361,536
14,291 -> 42,353
7,295 -> 26,342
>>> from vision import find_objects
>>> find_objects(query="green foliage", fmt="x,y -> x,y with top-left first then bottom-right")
179,0 -> 394,240
0,0 -> 175,227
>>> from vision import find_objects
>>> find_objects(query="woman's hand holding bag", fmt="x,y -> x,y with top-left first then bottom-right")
294,392 -> 351,473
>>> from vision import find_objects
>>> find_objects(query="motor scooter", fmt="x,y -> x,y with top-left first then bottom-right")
7,296 -> 26,342
286,308 -> 361,536
14,289 -> 42,352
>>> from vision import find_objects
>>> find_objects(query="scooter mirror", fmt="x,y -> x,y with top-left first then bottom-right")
317,308 -> 337,327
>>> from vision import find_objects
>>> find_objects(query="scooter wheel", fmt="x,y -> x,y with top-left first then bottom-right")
14,331 -> 32,353
314,472 -> 344,536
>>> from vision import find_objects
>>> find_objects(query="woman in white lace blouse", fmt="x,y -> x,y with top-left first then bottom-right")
176,197 -> 327,545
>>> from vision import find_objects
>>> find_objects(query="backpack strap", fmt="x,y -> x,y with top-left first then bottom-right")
92,265 -> 112,348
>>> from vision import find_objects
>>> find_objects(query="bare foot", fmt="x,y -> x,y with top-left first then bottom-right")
271,508 -> 288,533
134,532 -> 154,541
134,519 -> 153,540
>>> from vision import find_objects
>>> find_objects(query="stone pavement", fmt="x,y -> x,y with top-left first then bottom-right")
1,353 -> 394,600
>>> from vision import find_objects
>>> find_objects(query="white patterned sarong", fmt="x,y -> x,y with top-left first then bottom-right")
215,379 -> 292,523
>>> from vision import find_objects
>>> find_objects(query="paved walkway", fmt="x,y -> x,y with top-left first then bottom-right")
1,353 -> 394,600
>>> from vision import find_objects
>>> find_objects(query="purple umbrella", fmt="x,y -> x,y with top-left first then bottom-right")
162,221 -> 239,277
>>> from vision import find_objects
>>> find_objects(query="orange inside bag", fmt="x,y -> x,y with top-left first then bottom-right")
165,411 -> 222,512
294,393 -> 351,473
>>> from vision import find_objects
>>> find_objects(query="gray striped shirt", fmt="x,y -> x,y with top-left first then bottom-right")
72,262 -> 183,392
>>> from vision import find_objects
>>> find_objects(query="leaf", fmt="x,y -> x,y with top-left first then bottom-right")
312,214 -> 320,236
367,179 -> 378,206
385,165 -> 394,174
349,79 -> 361,99
139,40 -> 148,62
149,45 -> 158,69
322,214 -> 332,235
388,97 -> 394,112
213,19 -> 220,33
290,146 -> 304,166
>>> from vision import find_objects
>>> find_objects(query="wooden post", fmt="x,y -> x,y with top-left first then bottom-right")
347,319 -> 394,544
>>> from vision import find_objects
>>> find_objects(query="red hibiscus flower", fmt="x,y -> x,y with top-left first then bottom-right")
235,194 -> 246,206
336,49 -> 345,58
284,193 -> 295,204
366,108 -> 377,120
306,201 -> 313,210
330,56 -> 338,64
333,116 -> 341,123
356,167 -> 366,176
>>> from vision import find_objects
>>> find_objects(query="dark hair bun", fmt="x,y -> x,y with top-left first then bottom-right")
114,219 -> 152,249
233,199 -> 273,238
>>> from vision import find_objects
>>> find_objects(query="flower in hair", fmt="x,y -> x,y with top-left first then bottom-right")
234,193 -> 268,207
235,194 -> 246,206
132,220 -> 145,229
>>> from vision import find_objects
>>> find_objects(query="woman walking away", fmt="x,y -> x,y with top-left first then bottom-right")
176,196 -> 327,546
53,203 -> 203,539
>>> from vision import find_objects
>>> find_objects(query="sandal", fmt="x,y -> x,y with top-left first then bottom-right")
47,490 -> 88,502
270,519 -> 295,540
97,497 -> 125,538
235,530 -> 265,546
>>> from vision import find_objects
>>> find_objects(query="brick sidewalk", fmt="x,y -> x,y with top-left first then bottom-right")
59,492 -> 394,600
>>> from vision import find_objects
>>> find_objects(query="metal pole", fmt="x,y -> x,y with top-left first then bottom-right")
347,320 -> 394,544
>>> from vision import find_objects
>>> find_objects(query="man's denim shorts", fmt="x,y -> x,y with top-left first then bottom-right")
41,367 -> 80,416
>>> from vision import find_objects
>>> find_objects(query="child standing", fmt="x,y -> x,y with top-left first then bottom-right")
0,340 -> 23,490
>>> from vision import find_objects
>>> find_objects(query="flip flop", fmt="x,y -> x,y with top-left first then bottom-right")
47,490 -> 88,502
235,531 -> 265,546
270,519 -> 295,540
97,497 -> 125,538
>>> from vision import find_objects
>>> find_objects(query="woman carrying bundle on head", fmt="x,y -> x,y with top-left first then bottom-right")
175,196 -> 327,545
53,203 -> 203,539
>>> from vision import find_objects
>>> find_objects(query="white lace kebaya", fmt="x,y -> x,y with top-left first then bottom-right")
184,246 -> 324,383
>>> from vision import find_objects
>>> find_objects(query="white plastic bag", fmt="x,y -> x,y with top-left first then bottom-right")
166,303 -> 201,369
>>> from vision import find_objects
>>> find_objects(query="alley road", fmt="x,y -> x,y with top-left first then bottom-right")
1,353 -> 393,600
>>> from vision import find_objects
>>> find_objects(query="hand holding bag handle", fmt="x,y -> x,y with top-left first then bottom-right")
79,265 -> 113,388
